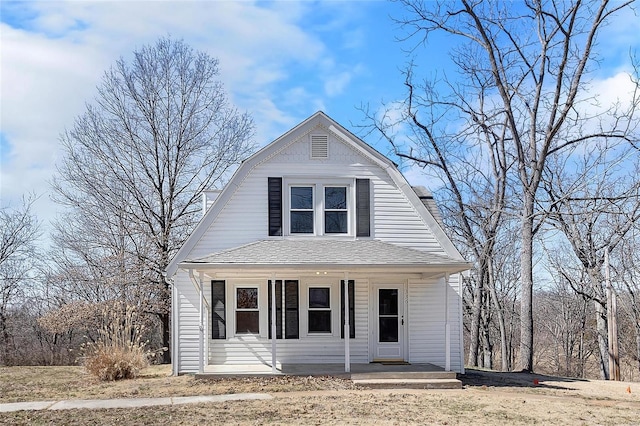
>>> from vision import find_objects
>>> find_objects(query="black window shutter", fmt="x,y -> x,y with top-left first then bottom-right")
268,177 -> 283,236
284,280 -> 299,339
356,179 -> 370,237
268,280 -> 299,339
211,280 -> 226,339
268,280 -> 283,339
340,280 -> 355,339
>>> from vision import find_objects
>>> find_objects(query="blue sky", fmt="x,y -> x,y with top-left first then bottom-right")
1,1 -> 638,238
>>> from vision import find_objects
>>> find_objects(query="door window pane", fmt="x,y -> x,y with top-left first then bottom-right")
379,289 -> 398,315
379,289 -> 399,342
379,317 -> 398,342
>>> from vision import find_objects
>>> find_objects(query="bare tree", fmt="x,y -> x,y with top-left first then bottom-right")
0,195 -> 41,365
378,0 -> 638,371
543,142 -> 640,378
538,251 -> 596,377
363,79 -> 513,368
615,227 -> 640,378
51,37 -> 255,362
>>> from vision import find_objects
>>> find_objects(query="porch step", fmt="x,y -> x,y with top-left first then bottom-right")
351,371 -> 457,380
352,378 -> 462,390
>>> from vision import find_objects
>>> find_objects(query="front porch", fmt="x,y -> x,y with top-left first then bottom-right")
195,362 -> 462,389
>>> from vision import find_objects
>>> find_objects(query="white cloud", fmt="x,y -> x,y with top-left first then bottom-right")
0,0 -> 350,224
324,71 -> 352,97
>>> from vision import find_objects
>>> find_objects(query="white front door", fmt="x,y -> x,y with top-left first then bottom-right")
372,284 -> 405,361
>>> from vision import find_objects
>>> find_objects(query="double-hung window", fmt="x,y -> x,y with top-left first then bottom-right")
324,186 -> 347,234
235,287 -> 259,334
287,182 -> 350,235
290,186 -> 314,234
308,287 -> 331,333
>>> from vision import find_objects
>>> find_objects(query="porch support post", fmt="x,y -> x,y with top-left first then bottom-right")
344,272 -> 350,373
271,272 -> 277,374
444,274 -> 451,372
198,271 -> 205,374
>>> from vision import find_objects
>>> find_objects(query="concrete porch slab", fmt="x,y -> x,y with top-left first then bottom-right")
196,363 -> 452,379
352,378 -> 462,389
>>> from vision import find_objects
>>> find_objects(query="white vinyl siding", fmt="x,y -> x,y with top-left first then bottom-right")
189,130 -> 444,258
172,118 -> 465,374
207,278 -> 369,366
407,276 -> 463,372
174,271 -> 204,373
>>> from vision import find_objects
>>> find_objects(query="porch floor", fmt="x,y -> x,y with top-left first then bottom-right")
195,363 -> 462,389
197,362 -> 450,378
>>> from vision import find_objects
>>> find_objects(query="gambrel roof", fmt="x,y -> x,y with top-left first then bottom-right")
166,111 -> 465,277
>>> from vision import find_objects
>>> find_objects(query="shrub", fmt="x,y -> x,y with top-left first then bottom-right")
83,341 -> 148,381
82,302 -> 151,381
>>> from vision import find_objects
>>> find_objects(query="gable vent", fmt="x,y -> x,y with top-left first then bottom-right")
310,134 -> 329,159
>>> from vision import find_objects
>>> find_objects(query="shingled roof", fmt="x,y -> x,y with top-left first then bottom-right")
180,239 -> 469,273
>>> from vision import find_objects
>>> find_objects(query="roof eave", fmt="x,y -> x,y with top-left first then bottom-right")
177,261 -> 471,275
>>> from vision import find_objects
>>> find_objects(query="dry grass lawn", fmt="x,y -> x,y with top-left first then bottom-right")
1,365 -> 639,425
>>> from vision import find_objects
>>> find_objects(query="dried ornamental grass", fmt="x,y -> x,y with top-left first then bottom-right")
81,302 -> 153,381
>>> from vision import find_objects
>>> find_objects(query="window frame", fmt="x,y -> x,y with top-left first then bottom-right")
307,286 -> 332,334
300,280 -> 340,338
289,185 -> 315,234
323,185 -> 349,234
234,286 -> 260,335
284,178 -> 354,237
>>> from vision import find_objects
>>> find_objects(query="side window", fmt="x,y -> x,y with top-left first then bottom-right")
324,186 -> 348,234
308,287 -> 331,333
290,186 -> 314,234
236,287 -> 259,334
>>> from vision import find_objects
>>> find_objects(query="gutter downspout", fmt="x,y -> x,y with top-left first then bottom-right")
344,272 -> 350,373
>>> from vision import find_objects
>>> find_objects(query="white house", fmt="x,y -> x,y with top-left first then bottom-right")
165,111 -> 469,376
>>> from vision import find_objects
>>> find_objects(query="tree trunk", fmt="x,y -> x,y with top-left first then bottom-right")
518,197 -> 535,372
480,321 -> 493,369
160,312 -> 171,364
0,311 -> 9,365
594,299 -> 610,380
636,326 -> 640,377
467,274 -> 483,367
490,286 -> 509,371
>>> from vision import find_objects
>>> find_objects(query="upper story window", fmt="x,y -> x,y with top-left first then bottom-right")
287,182 -> 351,236
290,186 -> 314,234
